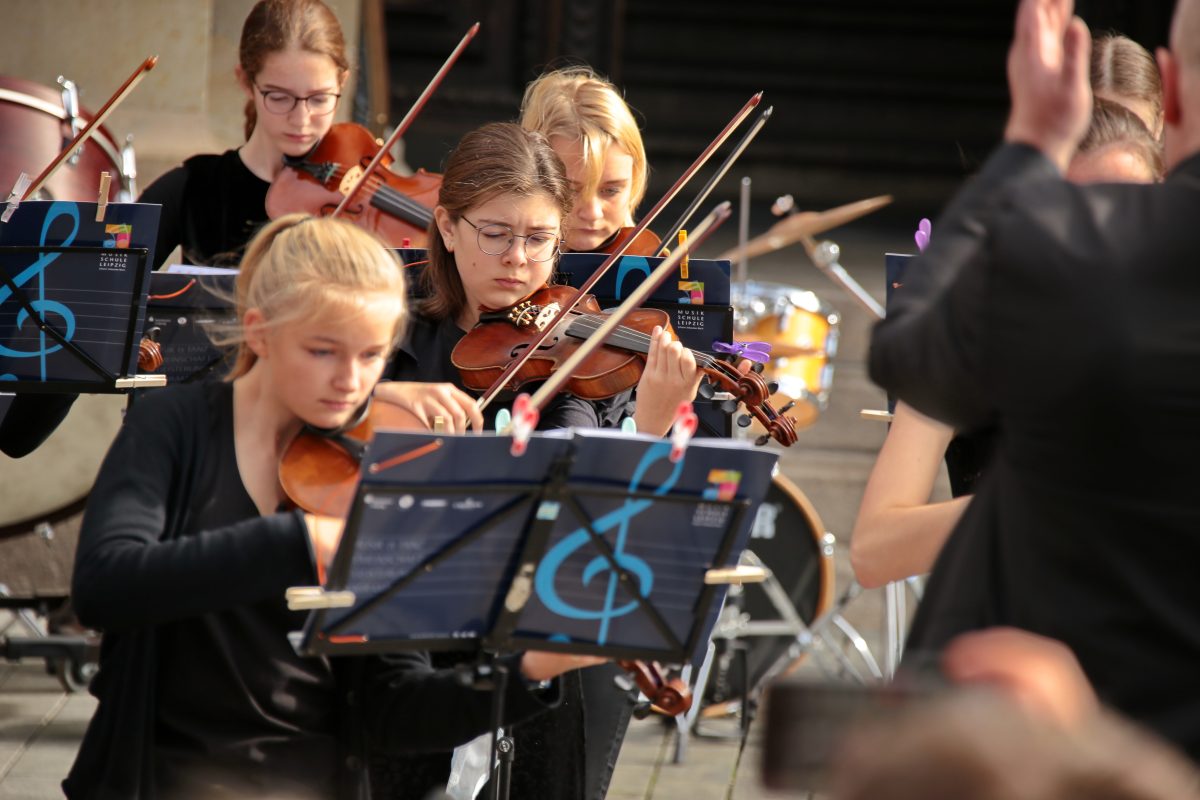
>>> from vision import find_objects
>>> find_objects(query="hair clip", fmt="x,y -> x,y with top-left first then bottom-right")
914,217 -> 932,252
712,339 -> 772,363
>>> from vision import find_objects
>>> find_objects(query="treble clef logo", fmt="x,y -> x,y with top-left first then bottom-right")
0,202 -> 80,381
534,441 -> 684,644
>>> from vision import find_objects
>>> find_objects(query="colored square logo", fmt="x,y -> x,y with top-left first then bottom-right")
704,468 -> 742,501
104,223 -> 132,249
678,280 -> 704,305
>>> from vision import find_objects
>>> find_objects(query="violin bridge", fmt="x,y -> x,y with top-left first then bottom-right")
339,165 -> 364,194
533,302 -> 561,332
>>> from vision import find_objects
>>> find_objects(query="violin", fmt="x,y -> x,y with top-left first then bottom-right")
453,285 -> 797,447
595,226 -> 663,257
279,395 -> 426,518
264,122 -> 440,248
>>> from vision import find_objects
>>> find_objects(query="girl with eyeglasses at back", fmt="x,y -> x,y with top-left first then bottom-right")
139,0 -> 348,268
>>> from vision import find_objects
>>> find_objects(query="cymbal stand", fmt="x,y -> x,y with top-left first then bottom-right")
736,176 -> 751,285
800,235 -> 885,320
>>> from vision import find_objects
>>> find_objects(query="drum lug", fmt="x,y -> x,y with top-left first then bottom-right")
56,76 -> 85,163
120,134 -> 138,200
34,521 -> 54,542
821,531 -> 836,557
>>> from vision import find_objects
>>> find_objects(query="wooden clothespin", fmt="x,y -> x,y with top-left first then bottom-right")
95,172 -> 112,221
677,229 -> 689,280
2,172 -> 32,223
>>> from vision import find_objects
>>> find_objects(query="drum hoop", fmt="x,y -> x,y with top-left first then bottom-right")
768,473 -> 836,618
0,493 -> 88,542
0,87 -> 125,179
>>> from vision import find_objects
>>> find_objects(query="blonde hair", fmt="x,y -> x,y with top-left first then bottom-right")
218,214 -> 406,379
519,66 -> 648,215
1090,34 -> 1163,136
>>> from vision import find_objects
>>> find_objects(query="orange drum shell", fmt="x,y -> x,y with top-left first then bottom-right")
0,75 -> 126,203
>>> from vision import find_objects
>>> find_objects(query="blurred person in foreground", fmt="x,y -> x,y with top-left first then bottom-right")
869,0 -> 1200,761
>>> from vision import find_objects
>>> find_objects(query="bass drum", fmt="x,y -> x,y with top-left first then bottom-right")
0,75 -> 134,203
703,473 -> 836,715
0,394 -> 125,599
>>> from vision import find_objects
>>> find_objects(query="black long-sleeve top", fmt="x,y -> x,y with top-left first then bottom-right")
64,380 -> 560,799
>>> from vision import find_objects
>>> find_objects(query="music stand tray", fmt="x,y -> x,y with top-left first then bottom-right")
298,428 -> 778,664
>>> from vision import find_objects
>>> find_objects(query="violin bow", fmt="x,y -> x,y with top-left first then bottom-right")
330,22 -> 480,218
523,201 -> 732,415
3,55 -> 157,222
657,105 -> 772,249
476,91 -> 763,413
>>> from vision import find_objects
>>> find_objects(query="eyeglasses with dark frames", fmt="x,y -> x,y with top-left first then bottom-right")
253,84 -> 341,116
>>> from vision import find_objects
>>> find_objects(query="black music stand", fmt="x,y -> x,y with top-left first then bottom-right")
291,428 -> 778,799
0,244 -> 161,393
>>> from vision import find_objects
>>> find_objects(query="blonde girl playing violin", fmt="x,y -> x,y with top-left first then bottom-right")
65,214 -> 598,800
376,121 -> 701,437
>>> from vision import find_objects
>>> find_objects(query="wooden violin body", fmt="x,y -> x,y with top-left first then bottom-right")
265,122 -> 441,247
596,226 -> 663,257
279,396 -> 426,518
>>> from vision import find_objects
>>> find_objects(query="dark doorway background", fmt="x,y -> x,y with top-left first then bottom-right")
373,0 -> 1174,224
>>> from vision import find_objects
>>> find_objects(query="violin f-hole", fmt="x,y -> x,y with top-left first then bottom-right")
508,336 -> 560,359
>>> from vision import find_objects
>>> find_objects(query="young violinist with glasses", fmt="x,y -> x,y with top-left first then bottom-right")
64,214 -> 601,799
368,121 -> 699,799
140,0 -> 348,268
374,121 -> 702,438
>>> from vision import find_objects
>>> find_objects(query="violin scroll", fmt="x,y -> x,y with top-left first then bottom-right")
617,659 -> 692,716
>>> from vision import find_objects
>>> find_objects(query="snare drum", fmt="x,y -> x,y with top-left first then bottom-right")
703,474 -> 836,715
733,281 -> 839,429
0,74 -> 136,203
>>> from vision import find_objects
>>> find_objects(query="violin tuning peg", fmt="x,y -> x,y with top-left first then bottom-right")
632,701 -> 655,720
736,414 -> 753,428
779,400 -> 797,414
696,380 -> 716,400
754,434 -> 771,446
766,381 -> 779,395
751,362 -> 765,374
719,398 -> 740,415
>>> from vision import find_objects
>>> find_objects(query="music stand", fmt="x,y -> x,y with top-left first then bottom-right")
291,428 -> 778,799
0,199 -> 164,393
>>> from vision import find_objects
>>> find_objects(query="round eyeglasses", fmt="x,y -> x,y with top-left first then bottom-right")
254,84 -> 341,116
461,217 -> 561,262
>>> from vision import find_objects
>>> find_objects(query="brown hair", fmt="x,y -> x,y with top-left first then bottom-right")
519,66 -> 649,220
1077,97 -> 1164,180
421,122 -> 572,321
239,0 -> 349,140
215,214 -> 406,380
1090,34 -> 1163,136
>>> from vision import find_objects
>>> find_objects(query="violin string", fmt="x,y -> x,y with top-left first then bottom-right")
325,164 -> 435,227
567,313 -> 724,370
